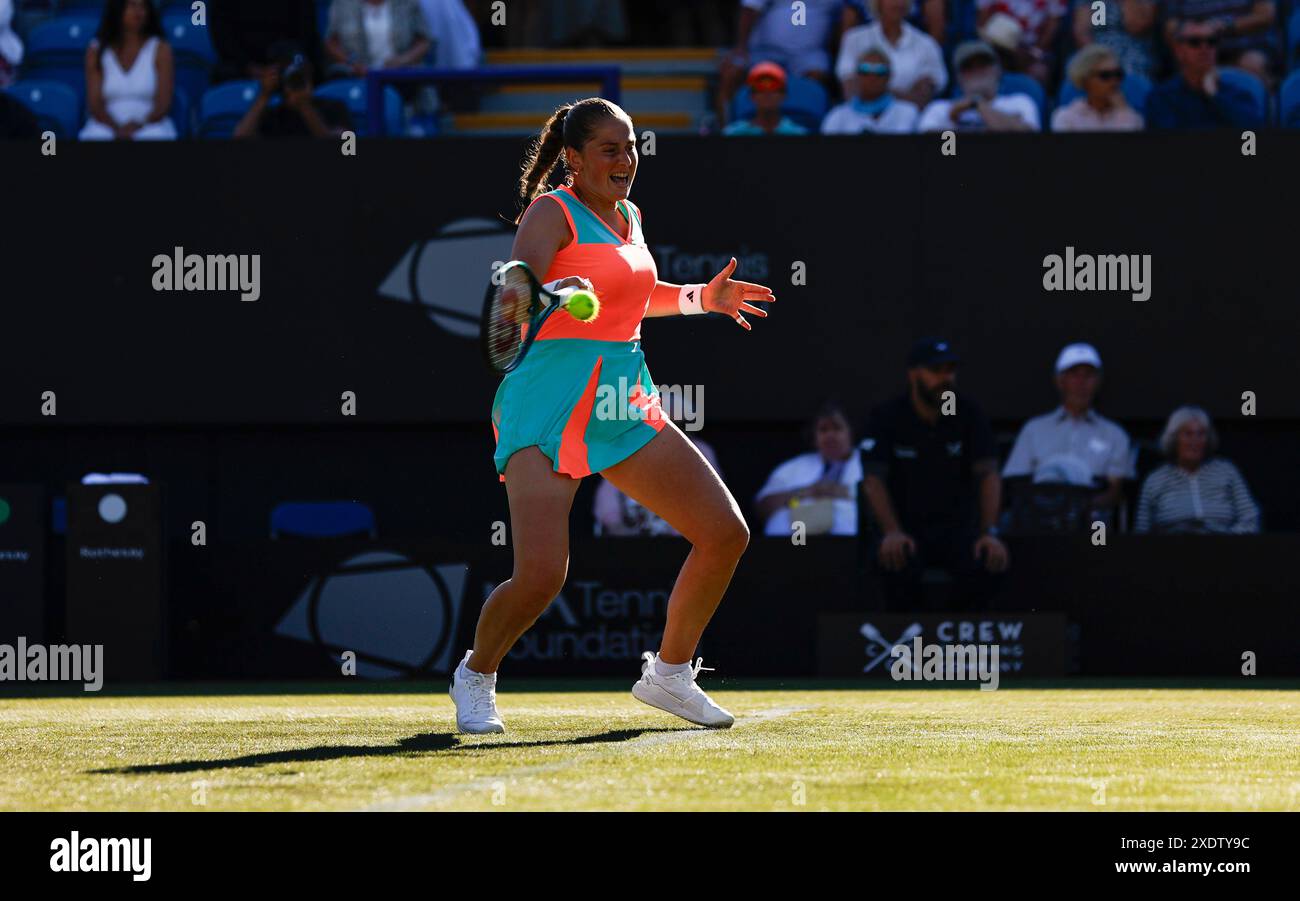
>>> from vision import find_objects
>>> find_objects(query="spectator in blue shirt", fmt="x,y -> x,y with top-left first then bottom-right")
1145,19 -> 1264,128
724,61 -> 810,135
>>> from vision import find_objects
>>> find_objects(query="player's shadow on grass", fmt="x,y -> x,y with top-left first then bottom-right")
90,727 -> 687,775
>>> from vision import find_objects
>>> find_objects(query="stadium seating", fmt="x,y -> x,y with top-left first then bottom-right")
270,502 -> 378,540
3,79 -> 80,137
729,74 -> 829,132
161,12 -> 215,111
1056,72 -> 1153,119
169,85 -> 191,138
314,78 -> 405,136
1288,8 -> 1300,70
19,14 -> 99,105
1217,67 -> 1269,122
1280,70 -> 1300,127
197,79 -> 262,138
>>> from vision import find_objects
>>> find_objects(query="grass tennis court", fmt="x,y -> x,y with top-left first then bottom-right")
2,681 -> 1297,812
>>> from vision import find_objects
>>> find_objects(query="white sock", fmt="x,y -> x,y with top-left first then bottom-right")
462,657 -> 496,683
654,657 -> 691,677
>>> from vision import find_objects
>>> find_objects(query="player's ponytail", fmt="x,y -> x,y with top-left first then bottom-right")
515,98 -> 630,224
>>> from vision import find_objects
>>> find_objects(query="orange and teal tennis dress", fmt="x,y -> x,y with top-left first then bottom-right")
490,185 -> 667,482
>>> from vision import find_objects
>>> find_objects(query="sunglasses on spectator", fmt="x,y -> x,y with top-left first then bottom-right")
857,62 -> 891,76
1092,68 -> 1124,81
1181,35 -> 1218,47
750,77 -> 785,93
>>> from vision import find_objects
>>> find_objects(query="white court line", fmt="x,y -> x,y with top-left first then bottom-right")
362,704 -> 810,812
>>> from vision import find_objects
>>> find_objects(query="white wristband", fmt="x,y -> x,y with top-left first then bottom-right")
678,283 -> 707,316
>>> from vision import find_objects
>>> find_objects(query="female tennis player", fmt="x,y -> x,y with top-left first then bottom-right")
450,97 -> 775,734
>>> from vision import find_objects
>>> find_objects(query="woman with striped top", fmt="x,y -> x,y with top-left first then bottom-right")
1135,406 -> 1260,534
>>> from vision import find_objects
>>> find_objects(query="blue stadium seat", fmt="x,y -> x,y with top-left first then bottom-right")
314,78 -> 404,136
20,14 -> 100,104
52,0 -> 111,10
270,502 -> 378,540
1218,67 -> 1269,122
169,85 -> 191,138
1280,70 -> 1300,127
729,75 -> 829,132
161,12 -> 214,115
197,79 -> 262,138
1057,71 -> 1153,117
1288,8 -> 1300,69
3,80 -> 80,138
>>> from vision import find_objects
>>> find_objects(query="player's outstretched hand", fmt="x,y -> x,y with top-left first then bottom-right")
702,257 -> 774,330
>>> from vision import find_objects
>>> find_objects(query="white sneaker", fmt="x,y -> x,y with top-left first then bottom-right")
631,651 -> 735,728
449,650 -> 505,734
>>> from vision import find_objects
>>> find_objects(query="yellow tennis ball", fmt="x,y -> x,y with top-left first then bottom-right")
566,289 -> 600,322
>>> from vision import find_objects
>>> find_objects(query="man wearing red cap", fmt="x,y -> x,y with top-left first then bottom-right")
723,61 -> 810,135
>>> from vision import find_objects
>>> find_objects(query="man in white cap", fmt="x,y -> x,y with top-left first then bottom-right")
1002,343 -> 1133,519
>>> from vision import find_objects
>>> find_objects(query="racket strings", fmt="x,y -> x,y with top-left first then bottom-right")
486,268 -> 536,371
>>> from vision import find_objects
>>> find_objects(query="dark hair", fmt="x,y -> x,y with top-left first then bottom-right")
515,98 -> 630,223
96,0 -> 163,49
803,399 -> 853,447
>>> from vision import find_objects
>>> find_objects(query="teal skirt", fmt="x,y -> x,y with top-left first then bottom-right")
491,338 -> 667,481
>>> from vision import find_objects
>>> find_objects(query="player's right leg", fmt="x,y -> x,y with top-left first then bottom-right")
449,446 -> 580,734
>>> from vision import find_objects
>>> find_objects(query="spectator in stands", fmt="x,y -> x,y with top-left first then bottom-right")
1072,0 -> 1159,80
1135,406 -> 1260,533
211,0 -> 322,84
595,396 -> 720,536
842,0 -> 947,43
1002,343 -> 1133,523
1163,0 -> 1277,86
0,89 -> 38,139
1052,44 -> 1144,130
717,0 -> 840,122
79,0 -> 177,141
822,47 -> 919,133
859,338 -> 1008,610
976,0 -> 1067,85
419,0 -> 482,69
755,401 -> 863,537
0,0 -> 22,89
1146,19 -> 1266,128
723,61 -> 810,135
917,40 -> 1041,131
233,50 -> 353,139
835,0 -> 947,109
324,0 -> 433,78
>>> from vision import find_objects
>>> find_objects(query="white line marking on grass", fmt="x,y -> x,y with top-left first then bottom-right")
362,704 -> 810,811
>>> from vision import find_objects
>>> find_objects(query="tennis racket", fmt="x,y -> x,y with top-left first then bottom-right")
481,260 -> 598,374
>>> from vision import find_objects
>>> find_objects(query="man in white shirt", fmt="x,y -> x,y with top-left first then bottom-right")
836,0 -> 947,107
822,48 -> 919,133
1002,342 -> 1134,516
917,40 -> 1041,131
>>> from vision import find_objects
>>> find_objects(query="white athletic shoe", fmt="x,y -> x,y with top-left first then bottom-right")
631,651 -> 735,728
449,650 -> 505,734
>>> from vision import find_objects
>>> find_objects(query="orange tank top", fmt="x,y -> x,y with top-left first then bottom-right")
526,184 -> 658,342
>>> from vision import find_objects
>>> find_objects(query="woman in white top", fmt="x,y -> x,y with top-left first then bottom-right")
755,401 -> 864,537
836,0 -> 947,108
1051,44 -> 1144,132
80,0 -> 176,141
822,47 -> 919,134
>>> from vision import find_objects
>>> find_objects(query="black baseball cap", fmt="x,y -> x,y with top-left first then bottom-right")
906,337 -> 960,368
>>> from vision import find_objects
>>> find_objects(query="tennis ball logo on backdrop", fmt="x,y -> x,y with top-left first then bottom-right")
273,551 -> 467,678
377,218 -> 516,337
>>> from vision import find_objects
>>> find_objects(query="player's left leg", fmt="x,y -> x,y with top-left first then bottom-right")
600,419 -> 749,727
